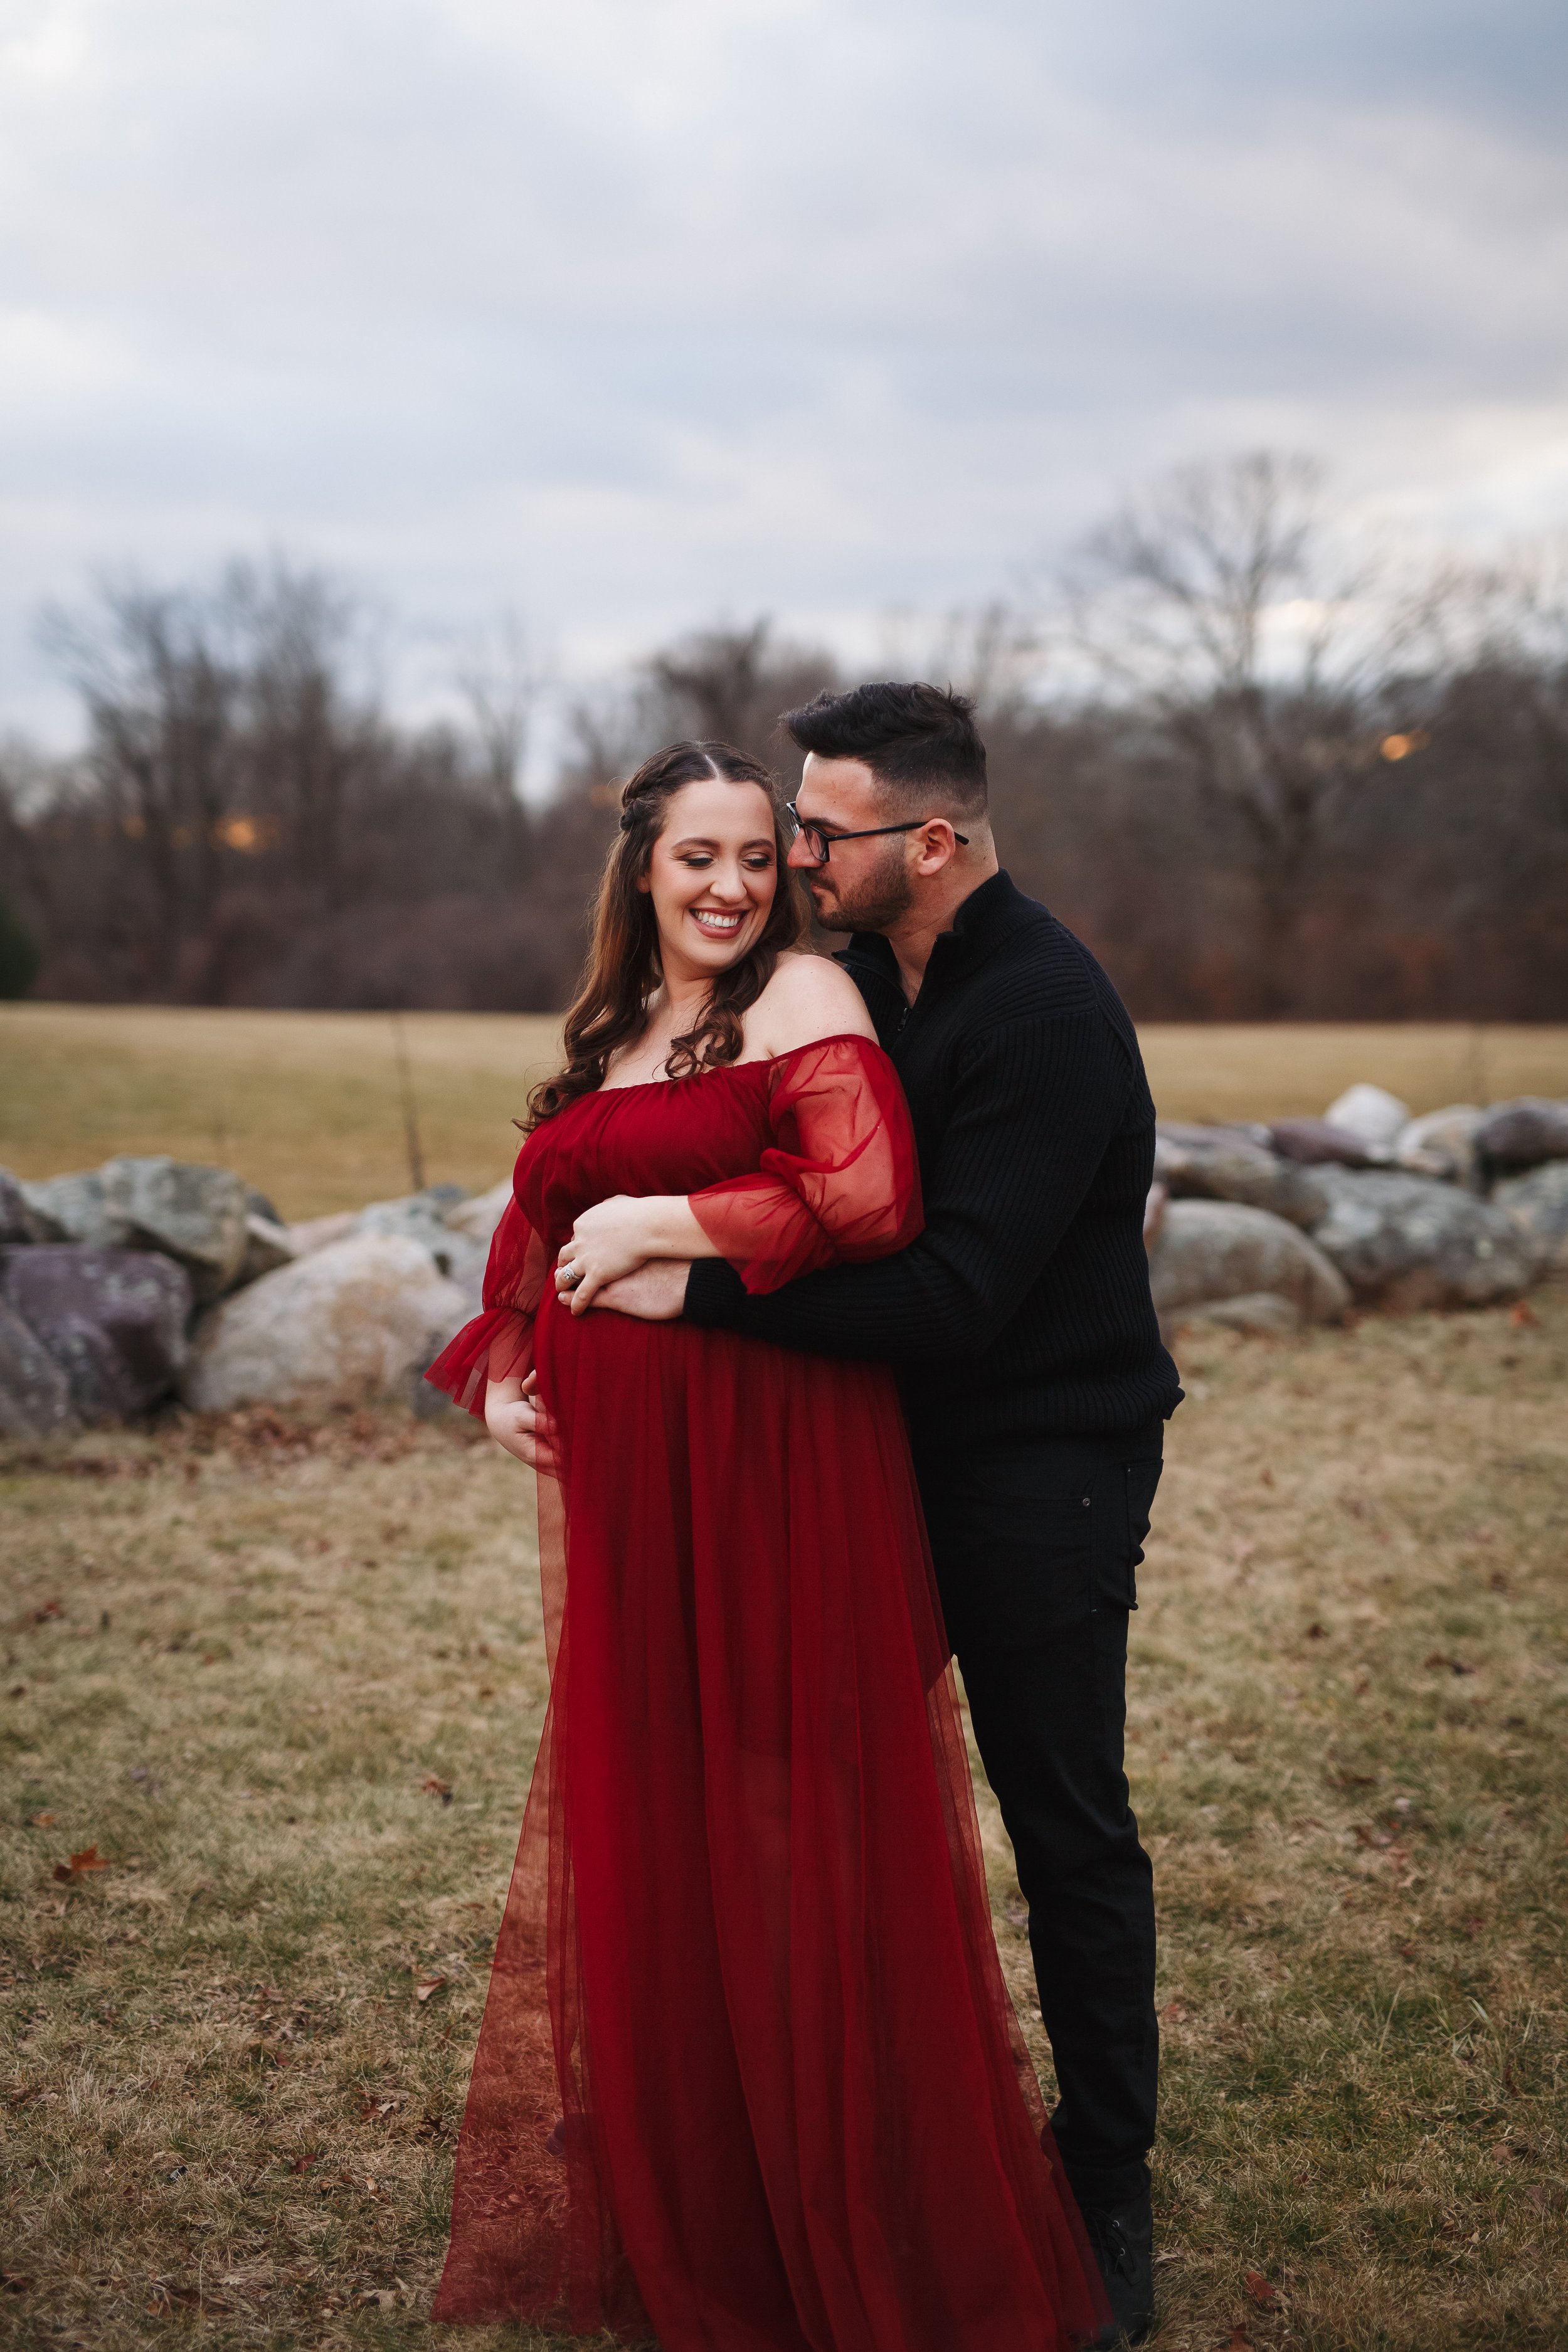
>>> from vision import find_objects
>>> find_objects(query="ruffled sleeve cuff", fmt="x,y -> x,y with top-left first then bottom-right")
424,1305 -> 535,1419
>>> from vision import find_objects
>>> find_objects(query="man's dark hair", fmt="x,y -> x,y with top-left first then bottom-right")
781,681 -> 988,820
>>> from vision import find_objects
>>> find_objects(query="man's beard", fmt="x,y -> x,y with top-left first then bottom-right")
807,842 -> 914,935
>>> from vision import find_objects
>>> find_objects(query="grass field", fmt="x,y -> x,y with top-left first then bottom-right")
5,1004 -> 1567,1220
4,1294 -> 1566,2350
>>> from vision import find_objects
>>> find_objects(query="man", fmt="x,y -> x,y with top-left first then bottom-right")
599,681 -> 1182,2348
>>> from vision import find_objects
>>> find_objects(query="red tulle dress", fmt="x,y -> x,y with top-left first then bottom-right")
424,1034 -> 1107,2351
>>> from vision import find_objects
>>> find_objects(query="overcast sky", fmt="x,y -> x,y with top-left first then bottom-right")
3,0 -> 1566,747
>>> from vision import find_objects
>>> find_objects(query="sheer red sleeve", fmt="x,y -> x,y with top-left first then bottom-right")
423,1192 -> 549,1417
689,1035 -> 923,1295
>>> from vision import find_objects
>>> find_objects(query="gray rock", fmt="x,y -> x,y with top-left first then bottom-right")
1493,1161 -> 1568,1277
354,1185 -> 482,1281
1173,1290 -> 1303,1338
0,1296 -> 79,1437
0,1167 -> 33,1245
1268,1118 -> 1379,1168
1394,1105 -> 1484,1189
19,1168 -> 131,1248
1310,1168 -> 1538,1309
1153,1127 -> 1331,1229
0,1245 -> 192,1423
99,1155 -> 250,1302
1147,1200 -> 1350,1324
1476,1097 -> 1568,1172
1324,1083 -> 1411,1148
182,1233 -> 469,1413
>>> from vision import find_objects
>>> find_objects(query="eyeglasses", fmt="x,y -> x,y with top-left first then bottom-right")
785,801 -> 969,868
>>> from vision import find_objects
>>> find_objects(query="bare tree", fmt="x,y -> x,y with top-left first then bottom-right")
454,609 -> 546,879
1061,452 -> 1401,1004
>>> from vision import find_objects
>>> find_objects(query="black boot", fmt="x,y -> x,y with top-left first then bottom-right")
1079,2188 -> 1153,2347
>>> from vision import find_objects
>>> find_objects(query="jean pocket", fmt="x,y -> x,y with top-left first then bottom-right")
924,1489 -> 1096,1650
1093,1456 -> 1163,1612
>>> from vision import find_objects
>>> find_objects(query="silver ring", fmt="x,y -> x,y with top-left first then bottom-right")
561,1263 -> 583,1286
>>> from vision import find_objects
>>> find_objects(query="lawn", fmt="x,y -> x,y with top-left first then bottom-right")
4,1005 -> 1567,1219
4,1293 -> 1566,2350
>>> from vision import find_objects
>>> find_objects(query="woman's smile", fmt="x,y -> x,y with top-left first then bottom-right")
689,906 -> 747,938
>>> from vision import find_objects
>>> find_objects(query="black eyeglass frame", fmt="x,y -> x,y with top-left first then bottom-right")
785,801 -> 969,867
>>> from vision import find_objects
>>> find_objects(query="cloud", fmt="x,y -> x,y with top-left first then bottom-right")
1,0 -> 1565,743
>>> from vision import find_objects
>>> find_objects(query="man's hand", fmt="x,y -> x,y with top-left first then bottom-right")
591,1260 -> 689,1321
484,1370 -> 554,1469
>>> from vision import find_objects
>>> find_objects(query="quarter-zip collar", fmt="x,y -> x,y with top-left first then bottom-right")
836,870 -> 1044,1025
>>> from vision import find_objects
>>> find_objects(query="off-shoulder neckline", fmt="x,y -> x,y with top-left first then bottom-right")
594,1030 -> 881,1098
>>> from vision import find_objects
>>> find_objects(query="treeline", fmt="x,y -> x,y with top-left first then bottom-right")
3,455 -> 1565,1019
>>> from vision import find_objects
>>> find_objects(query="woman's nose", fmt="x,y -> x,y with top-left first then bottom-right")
706,863 -> 747,900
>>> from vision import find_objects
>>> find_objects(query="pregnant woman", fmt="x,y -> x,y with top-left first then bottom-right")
424,739 -> 1106,2351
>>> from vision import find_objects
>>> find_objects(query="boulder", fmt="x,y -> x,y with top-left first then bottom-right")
99,1155 -> 250,1303
354,1185 -> 483,1281
1309,1168 -> 1538,1310
285,1210 -> 359,1258
1394,1104 -> 1483,1188
1268,1118 -> 1379,1169
236,1212 -> 296,1286
1147,1200 -> 1350,1325
0,1297 -> 78,1437
1475,1097 -> 1568,1172
0,1167 -> 33,1245
182,1233 -> 469,1413
19,1168 -> 130,1248
1493,1161 -> 1568,1278
1153,1127 -> 1331,1229
1324,1084 -> 1411,1149
1172,1291 -> 1303,1338
0,1245 -> 192,1423
445,1177 -> 516,1244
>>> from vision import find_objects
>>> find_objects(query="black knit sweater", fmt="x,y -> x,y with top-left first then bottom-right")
684,871 -> 1182,1453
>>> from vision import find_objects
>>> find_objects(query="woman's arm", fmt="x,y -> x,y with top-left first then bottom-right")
557,955 -> 879,1313
555,1193 -> 718,1314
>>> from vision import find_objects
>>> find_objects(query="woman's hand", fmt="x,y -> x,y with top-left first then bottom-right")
484,1370 -> 551,1468
556,1194 -> 711,1314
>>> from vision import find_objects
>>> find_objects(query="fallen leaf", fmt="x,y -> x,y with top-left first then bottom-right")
1159,1998 -> 1189,2023
31,1599 -> 63,1623
415,1975 -> 448,2004
289,2153 -> 319,2175
1227,2329 -> 1254,2351
1490,2141 -> 1515,2164
1423,1651 -> 1476,1676
53,1845 -> 111,1881
421,1775 -> 453,1804
31,1813 -> 55,1827
1353,1825 -> 1392,1848
1244,2269 -> 1279,2306
1509,1300 -> 1539,1328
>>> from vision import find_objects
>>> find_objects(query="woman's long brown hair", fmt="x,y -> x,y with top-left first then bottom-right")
526,741 -> 809,1126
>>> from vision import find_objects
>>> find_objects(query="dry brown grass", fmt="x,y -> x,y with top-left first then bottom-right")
4,1293 -> 1566,2348
5,1005 -> 1567,1220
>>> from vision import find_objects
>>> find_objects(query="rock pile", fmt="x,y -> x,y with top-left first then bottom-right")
0,1155 -> 512,1434
1,1083 -> 1563,1428
1150,1088 -> 1568,1338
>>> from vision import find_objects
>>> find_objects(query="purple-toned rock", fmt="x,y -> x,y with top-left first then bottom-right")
1394,1106 -> 1483,1189
0,1245 -> 192,1423
1475,1098 -> 1568,1172
1269,1118 -> 1378,1168
0,1297 -> 78,1437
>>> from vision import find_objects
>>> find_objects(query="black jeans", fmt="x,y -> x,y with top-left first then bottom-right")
916,1419 -> 1164,2213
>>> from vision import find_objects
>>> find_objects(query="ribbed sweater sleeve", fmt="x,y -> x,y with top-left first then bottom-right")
684,1011 -> 1133,1365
